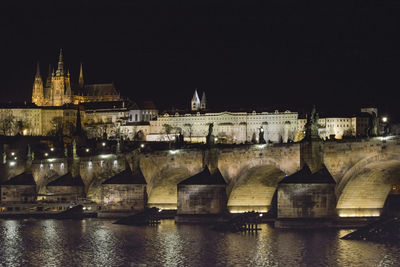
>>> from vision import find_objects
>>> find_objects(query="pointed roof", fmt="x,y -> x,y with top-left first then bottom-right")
79,62 -> 84,87
278,164 -> 312,184
192,89 -> 200,102
102,167 -> 147,185
35,62 -> 41,77
56,48 -> 64,77
201,91 -> 206,104
309,165 -> 336,184
46,64 -> 52,87
1,172 -> 36,186
279,164 -> 336,184
178,166 -> 226,185
47,172 -> 84,187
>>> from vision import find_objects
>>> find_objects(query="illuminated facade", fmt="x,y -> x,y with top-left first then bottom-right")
32,49 -> 120,107
297,112 -> 371,140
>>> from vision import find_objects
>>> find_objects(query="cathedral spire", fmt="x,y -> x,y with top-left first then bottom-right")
191,89 -> 201,111
200,91 -> 206,110
79,62 -> 84,88
32,62 -> 44,105
46,64 -> 52,88
35,62 -> 40,77
56,48 -> 64,76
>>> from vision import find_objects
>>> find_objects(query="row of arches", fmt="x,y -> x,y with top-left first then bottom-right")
145,154 -> 400,217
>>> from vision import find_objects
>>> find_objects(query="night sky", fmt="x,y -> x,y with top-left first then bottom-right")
1,1 -> 400,120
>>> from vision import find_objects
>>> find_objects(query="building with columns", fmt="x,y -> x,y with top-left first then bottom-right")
143,90 -> 298,143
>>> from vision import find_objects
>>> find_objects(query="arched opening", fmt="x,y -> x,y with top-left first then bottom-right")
337,160 -> 400,217
227,165 -> 286,213
147,167 -> 192,210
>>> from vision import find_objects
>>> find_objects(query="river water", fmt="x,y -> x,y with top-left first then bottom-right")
0,219 -> 399,267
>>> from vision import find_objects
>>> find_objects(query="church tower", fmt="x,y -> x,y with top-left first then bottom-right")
191,89 -> 201,111
79,63 -> 84,88
200,91 -> 206,110
32,62 -> 44,106
50,49 -> 72,106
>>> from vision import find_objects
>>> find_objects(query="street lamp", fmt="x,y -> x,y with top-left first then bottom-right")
102,142 -> 106,147
44,153 -> 48,157
50,148 -> 54,152
86,148 -> 90,153
140,144 -> 145,148
382,117 -> 388,123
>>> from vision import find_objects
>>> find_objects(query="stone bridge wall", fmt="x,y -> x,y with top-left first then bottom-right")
2,137 -> 400,213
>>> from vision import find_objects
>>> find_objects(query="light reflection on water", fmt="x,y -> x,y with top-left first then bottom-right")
0,219 -> 399,266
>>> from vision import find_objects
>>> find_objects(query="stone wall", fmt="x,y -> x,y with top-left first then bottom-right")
278,184 -> 336,218
102,184 -> 146,211
45,186 -> 84,202
1,138 -> 400,217
177,184 -> 227,214
0,185 -> 36,203
31,158 -> 68,193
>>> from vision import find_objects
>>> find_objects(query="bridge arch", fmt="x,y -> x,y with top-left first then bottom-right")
336,152 -> 400,217
146,166 -> 202,209
226,161 -> 287,213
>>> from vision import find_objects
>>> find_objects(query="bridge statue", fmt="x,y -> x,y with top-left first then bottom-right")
206,123 -> 214,145
305,105 -> 320,140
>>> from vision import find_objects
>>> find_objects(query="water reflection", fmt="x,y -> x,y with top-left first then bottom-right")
0,220 -> 25,266
0,219 -> 399,266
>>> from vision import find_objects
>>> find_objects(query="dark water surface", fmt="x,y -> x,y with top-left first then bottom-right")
0,219 -> 399,266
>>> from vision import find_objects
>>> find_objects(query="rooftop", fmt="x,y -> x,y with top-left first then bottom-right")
178,166 -> 226,185
1,172 -> 36,186
102,167 -> 147,185
279,164 -> 336,184
47,172 -> 84,187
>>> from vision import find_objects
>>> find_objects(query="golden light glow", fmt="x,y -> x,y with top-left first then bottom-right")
338,210 -> 381,217
229,207 -> 269,213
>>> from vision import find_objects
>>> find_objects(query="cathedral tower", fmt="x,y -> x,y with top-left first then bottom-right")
200,91 -> 206,110
32,62 -> 44,106
33,48 -> 120,107
50,49 -> 72,106
191,89 -> 201,111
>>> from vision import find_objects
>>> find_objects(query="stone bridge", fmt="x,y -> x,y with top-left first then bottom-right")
136,136 -> 400,216
4,136 -> 400,217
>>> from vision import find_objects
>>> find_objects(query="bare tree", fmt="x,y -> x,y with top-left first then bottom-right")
0,113 -> 15,135
48,116 -> 63,136
184,123 -> 193,142
163,124 -> 173,141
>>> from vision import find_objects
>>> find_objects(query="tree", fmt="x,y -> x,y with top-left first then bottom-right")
184,123 -> 193,142
0,113 -> 15,135
162,124 -> 173,141
48,116 -> 63,136
134,130 -> 145,141
64,121 -> 76,136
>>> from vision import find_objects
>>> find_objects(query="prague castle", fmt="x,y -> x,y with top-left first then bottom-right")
32,49 -> 120,106
0,49 -> 378,142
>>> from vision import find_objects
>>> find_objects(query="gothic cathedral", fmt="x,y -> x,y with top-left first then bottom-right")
32,49 -> 120,106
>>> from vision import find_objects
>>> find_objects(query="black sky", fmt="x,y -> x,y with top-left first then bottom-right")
1,1 -> 400,120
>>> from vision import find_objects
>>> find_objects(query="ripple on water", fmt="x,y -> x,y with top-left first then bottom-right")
0,219 -> 400,266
